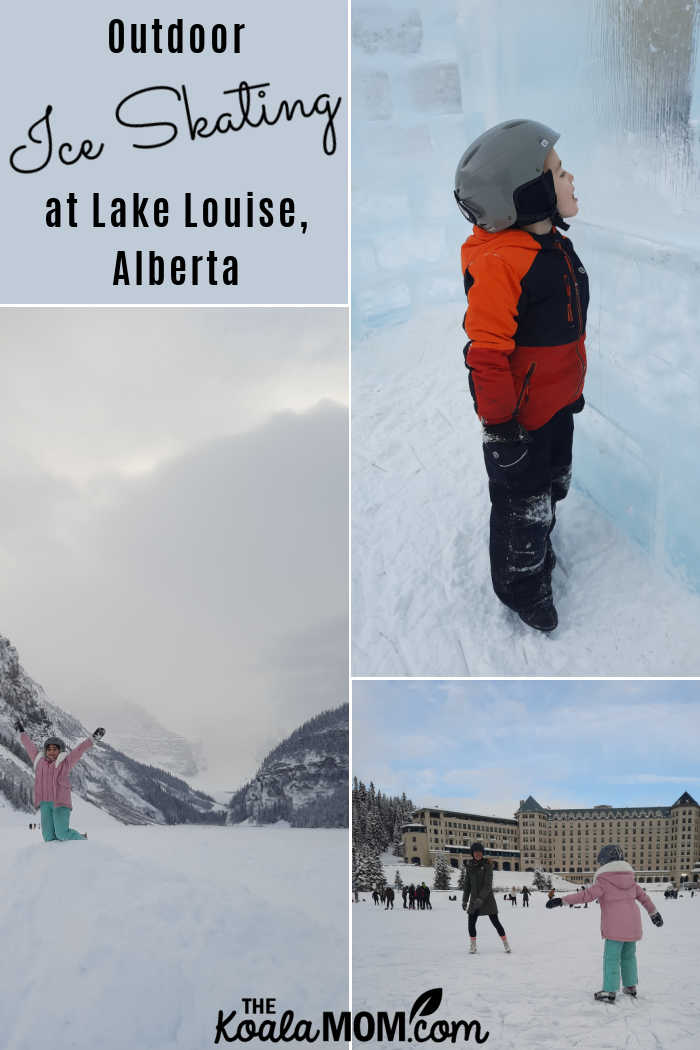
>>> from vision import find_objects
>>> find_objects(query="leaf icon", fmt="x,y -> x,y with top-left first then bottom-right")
409,988 -> 443,1024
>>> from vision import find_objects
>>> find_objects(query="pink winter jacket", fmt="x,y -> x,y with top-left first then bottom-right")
20,733 -> 94,810
562,860 -> 657,941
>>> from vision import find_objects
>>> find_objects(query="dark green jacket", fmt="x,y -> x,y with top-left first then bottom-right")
461,858 -> 498,916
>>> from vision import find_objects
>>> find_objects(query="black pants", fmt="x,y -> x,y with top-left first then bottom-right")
484,406 -> 574,613
468,913 -> 505,938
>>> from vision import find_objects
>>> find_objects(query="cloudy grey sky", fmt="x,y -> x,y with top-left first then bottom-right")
0,308 -> 347,787
353,680 -> 700,818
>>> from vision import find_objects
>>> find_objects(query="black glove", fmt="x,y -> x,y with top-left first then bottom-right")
650,912 -> 663,927
546,897 -> 563,909
14,719 -> 25,733
92,727 -> 106,740
482,421 -> 532,476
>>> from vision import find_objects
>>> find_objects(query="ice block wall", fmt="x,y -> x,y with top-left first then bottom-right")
353,0 -> 700,589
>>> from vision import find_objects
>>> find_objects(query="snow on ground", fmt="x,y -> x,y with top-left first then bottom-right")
0,801 -> 348,1050
352,305 -> 700,675
354,862 -> 700,1050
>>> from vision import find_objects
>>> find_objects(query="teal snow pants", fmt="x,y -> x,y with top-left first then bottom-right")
39,801 -> 86,842
603,939 -> 638,992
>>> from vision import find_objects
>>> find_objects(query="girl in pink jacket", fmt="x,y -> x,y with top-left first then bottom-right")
14,719 -> 105,842
546,844 -> 664,1002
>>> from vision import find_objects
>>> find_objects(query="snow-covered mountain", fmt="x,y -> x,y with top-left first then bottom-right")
65,695 -> 206,780
0,635 -> 224,825
228,704 -> 348,826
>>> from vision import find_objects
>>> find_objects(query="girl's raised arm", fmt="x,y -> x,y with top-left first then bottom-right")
15,721 -> 38,763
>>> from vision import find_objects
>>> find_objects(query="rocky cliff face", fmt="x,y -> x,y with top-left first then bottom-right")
0,635 -> 224,825
228,704 -> 348,827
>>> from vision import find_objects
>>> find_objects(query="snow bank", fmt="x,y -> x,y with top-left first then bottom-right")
0,820 -> 348,1050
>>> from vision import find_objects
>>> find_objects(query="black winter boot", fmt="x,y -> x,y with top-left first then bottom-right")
594,991 -> 616,1003
518,597 -> 558,632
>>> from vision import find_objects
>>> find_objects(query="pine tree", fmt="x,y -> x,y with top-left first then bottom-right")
367,848 -> 386,890
457,862 -> 468,891
391,815 -> 404,857
533,869 -> 551,892
394,870 -> 404,892
433,851 -> 452,890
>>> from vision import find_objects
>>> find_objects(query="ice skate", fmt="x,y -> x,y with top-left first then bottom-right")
501,937 -> 511,953
623,986 -> 637,998
469,939 -> 477,954
594,991 -> 616,1003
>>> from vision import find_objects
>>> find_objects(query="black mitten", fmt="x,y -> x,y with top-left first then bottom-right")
14,719 -> 25,733
650,912 -> 663,927
92,727 -> 106,740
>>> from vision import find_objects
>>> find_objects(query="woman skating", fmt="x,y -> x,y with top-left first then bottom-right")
461,842 -> 511,954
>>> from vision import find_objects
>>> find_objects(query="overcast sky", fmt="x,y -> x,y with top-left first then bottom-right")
0,308 -> 347,787
353,679 -> 700,817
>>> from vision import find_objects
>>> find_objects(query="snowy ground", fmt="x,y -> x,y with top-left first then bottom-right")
352,306 -> 700,675
353,862 -> 700,1050
0,802 -> 348,1050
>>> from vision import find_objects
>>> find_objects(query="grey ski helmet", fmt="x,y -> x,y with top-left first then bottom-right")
43,736 -> 65,752
597,844 -> 625,865
454,119 -> 563,232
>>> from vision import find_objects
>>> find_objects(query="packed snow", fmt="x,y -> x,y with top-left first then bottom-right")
0,802 -> 348,1050
352,306 -> 700,675
353,859 -> 700,1049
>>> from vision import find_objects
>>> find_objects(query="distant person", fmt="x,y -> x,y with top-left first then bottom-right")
14,719 -> 106,842
402,886 -> 409,909
454,120 -> 588,632
408,884 -> 416,910
385,887 -> 395,910
424,884 -> 432,910
522,886 -> 530,907
462,842 -> 511,954
372,889 -> 380,906
546,844 -> 663,1002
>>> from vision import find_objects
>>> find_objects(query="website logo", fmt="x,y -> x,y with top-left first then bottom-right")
215,989 -> 489,1043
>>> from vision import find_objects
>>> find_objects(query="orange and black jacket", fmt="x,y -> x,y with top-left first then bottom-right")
461,224 -> 589,430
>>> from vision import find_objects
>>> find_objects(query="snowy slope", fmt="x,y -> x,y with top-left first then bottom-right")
229,705 -> 348,826
354,860 -> 699,1050
65,696 -> 205,779
352,306 -> 700,675
0,808 -> 348,1050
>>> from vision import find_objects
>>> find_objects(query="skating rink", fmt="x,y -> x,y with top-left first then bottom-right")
353,870 -> 700,1049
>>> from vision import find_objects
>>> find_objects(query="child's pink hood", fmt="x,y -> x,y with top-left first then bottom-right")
562,860 -> 656,941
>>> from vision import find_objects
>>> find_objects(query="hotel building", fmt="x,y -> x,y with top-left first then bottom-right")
402,792 -> 700,885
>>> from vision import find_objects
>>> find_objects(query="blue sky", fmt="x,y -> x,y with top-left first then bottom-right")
352,680 -> 700,819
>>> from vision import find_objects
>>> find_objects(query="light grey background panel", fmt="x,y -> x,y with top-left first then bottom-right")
1,0 -> 347,302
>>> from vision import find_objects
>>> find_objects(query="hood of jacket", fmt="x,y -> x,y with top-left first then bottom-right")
594,859 -> 637,888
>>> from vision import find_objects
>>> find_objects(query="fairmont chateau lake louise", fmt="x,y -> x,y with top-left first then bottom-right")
401,793 -> 700,885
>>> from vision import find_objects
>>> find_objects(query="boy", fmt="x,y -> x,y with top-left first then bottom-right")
454,120 -> 589,631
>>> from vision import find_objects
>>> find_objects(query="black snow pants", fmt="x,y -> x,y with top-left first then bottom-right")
468,913 -> 506,938
483,405 -> 574,614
